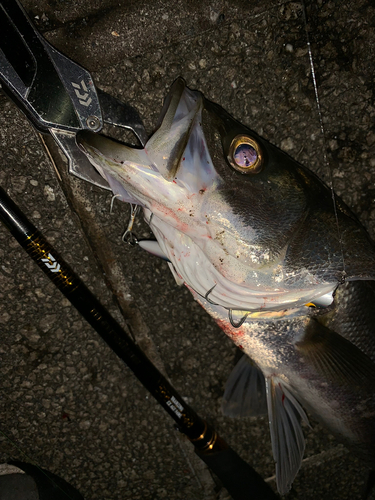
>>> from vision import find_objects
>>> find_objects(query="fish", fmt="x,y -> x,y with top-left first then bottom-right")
77,78 -> 375,495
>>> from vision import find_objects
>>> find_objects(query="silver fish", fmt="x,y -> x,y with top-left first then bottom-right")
77,79 -> 375,495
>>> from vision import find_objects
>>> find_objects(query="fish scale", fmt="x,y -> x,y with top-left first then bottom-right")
323,280 -> 375,362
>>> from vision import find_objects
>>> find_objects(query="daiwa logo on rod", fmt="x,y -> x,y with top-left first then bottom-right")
41,253 -> 61,273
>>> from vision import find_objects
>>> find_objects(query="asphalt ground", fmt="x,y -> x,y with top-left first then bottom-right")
0,0 -> 375,499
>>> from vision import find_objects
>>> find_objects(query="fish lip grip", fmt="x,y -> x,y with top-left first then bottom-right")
0,0 -> 148,189
0,0 -> 102,134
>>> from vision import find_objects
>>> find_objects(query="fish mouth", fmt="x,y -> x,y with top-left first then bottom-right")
77,78 -> 218,205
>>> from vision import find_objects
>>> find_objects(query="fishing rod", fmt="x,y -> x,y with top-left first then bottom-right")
0,184 -> 278,500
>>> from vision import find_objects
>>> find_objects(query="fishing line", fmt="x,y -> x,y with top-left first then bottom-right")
301,1 -> 347,281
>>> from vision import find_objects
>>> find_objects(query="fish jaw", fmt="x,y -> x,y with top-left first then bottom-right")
78,80 -> 222,239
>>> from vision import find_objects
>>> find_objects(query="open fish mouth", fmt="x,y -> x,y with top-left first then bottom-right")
77,78 -> 375,314
78,79 -> 212,204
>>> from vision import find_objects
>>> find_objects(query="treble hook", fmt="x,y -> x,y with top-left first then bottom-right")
204,284 -> 219,305
204,286 -> 249,327
228,309 -> 250,328
110,193 -> 122,214
122,204 -> 140,246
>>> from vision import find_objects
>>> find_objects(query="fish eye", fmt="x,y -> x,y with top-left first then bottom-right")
228,135 -> 263,174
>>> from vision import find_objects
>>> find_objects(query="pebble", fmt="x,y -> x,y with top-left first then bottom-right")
43,185 -> 55,202
281,137 -> 295,151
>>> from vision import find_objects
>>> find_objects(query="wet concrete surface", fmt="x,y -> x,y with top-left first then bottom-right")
1,0 -> 375,499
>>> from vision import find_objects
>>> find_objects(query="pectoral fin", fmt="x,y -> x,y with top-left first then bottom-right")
295,318 -> 375,389
221,355 -> 267,418
266,377 -> 309,496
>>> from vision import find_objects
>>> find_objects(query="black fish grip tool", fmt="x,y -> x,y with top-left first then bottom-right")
0,0 -> 148,189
